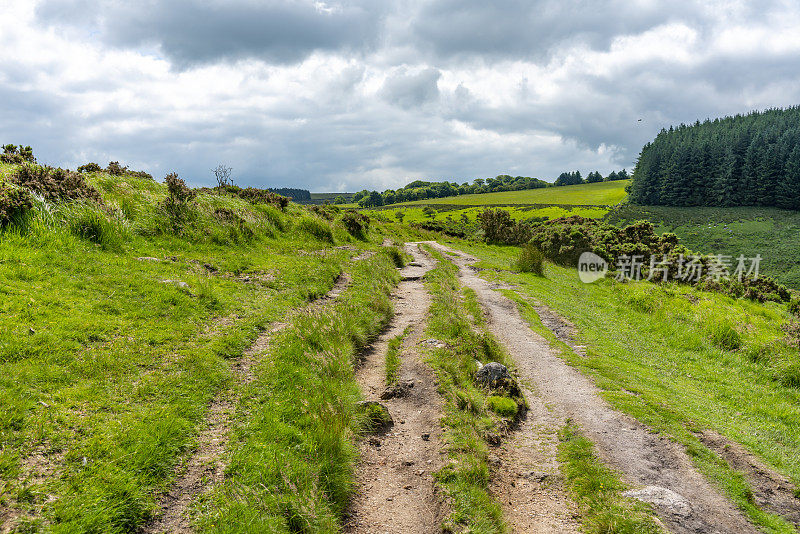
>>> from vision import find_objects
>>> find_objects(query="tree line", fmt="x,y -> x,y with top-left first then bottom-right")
346,170 -> 629,208
628,106 -> 800,210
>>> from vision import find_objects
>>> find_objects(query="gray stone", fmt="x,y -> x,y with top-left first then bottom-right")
136,256 -> 160,262
622,486 -> 693,517
475,362 -> 511,385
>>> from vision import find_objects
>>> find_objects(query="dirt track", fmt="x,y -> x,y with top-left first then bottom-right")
345,243 -> 447,534
429,242 -> 757,534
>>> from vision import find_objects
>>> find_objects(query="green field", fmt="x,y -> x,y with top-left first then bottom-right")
395,180 -> 630,207
608,205 -> 800,289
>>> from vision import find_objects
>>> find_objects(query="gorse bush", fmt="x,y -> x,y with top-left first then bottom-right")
341,210 -> 369,239
0,184 -> 33,227
77,162 -> 103,173
106,161 -> 127,176
208,184 -> 289,210
478,208 -> 533,244
530,215 -> 791,304
10,164 -> 103,203
515,244 -> 545,275
0,144 -> 35,164
162,172 -> 196,230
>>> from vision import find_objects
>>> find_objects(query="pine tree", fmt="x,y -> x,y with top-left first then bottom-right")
776,145 -> 800,210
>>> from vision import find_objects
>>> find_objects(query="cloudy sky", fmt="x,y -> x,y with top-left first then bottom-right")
2,1 -> 800,191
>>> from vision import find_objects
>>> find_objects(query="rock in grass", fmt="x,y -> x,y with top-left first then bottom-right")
475,362 -> 523,399
622,486 -> 692,517
136,256 -> 161,262
358,401 -> 393,432
476,362 -> 510,386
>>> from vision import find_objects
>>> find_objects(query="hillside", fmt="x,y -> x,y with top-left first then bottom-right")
395,179 -> 630,207
629,106 -> 800,209
2,159 -> 800,534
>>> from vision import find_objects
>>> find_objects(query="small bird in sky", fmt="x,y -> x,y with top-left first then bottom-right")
637,118 -> 643,122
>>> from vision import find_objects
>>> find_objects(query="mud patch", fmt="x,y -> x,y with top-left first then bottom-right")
697,429 -> 800,527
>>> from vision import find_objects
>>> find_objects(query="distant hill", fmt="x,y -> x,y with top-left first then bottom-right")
629,106 -> 800,209
394,179 -> 630,207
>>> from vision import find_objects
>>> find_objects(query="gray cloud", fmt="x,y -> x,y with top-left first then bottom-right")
2,0 -> 800,191
36,0 -> 390,67
380,67 -> 441,108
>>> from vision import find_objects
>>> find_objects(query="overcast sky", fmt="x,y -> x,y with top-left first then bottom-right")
2,1 -> 800,191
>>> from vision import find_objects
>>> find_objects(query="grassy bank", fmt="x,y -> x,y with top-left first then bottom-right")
448,240 -> 800,532
194,253 -> 399,532
0,165 -> 390,532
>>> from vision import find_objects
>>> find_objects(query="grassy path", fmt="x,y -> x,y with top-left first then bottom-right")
431,242 -> 754,533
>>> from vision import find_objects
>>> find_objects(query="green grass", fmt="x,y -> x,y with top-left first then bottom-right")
384,331 -> 407,386
0,165 -> 394,532
367,204 -> 609,225
608,205 -> 800,289
446,239 -> 800,533
194,253 -> 399,532
558,422 -> 662,534
394,180 -> 630,207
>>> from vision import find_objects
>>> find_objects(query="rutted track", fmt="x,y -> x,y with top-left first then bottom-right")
345,244 -> 446,534
142,253 -> 367,534
429,242 -> 757,534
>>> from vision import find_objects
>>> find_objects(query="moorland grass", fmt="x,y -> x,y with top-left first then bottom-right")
0,166 -> 383,533
448,240 -> 800,533
193,253 -> 399,532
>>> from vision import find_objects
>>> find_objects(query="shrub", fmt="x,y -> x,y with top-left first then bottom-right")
297,215 -> 334,243
0,144 -> 35,164
77,162 -> 103,173
789,298 -> 800,316
106,161 -> 127,175
341,211 -> 370,239
127,170 -> 153,180
162,172 -> 196,230
10,164 -> 103,203
515,244 -> 545,275
487,395 -> 518,417
478,208 -> 533,245
215,184 -> 289,210
0,184 -> 33,227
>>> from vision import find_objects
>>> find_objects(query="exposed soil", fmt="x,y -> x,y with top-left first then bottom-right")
345,244 -> 448,534
142,259 -> 364,534
697,429 -> 800,527
429,242 -> 757,534
490,386 -> 582,533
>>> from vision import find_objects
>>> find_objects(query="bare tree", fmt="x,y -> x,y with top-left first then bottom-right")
213,164 -> 233,187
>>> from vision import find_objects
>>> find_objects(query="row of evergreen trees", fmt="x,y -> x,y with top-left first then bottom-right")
629,106 -> 800,209
267,187 -> 310,200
